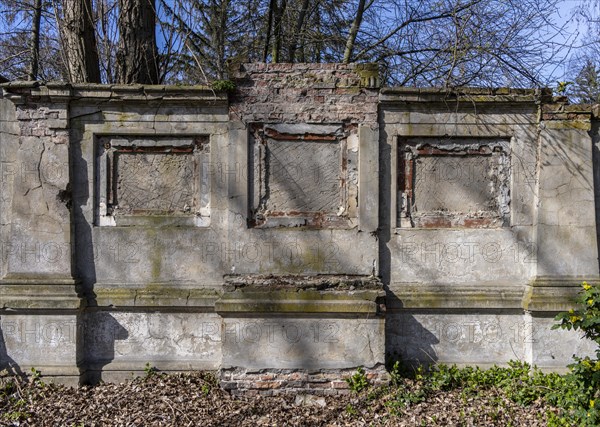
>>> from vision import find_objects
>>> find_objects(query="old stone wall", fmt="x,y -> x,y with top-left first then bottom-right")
379,88 -> 598,370
0,85 -> 78,379
223,63 -> 383,391
0,65 -> 598,391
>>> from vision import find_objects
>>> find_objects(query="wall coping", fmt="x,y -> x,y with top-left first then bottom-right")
380,86 -> 551,104
0,82 -> 228,105
3,81 -> 596,116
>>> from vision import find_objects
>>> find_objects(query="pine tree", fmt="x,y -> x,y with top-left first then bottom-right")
572,59 -> 600,104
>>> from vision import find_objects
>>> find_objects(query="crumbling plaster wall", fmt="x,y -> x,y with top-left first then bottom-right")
68,85 -> 230,381
380,89 -> 599,369
228,63 -> 380,276
0,86 -> 78,378
222,63 -> 385,391
0,65 -> 386,390
0,64 -> 598,390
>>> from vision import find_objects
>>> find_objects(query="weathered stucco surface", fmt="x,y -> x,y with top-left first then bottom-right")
0,65 -> 598,392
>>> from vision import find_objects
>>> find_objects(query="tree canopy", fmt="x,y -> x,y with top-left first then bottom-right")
0,0 -> 577,87
563,1 -> 600,103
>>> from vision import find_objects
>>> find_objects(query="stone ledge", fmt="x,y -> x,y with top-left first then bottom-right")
380,87 -> 548,104
91,284 -> 222,308
83,360 -> 219,373
215,298 -> 379,314
523,276 -> 600,312
1,82 -> 228,105
3,365 -> 81,386
0,279 -> 79,309
388,282 -> 524,310
217,275 -> 384,315
389,277 -> 600,311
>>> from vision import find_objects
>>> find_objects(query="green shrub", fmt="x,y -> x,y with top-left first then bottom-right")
346,367 -> 369,393
143,363 -> 158,379
385,357 -> 590,424
549,281 -> 600,425
553,281 -> 600,357
384,282 -> 600,424
211,80 -> 236,92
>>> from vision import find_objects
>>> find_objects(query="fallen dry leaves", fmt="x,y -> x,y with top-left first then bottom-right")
0,372 -> 558,426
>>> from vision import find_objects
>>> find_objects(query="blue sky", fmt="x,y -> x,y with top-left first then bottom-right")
537,0 -> 586,82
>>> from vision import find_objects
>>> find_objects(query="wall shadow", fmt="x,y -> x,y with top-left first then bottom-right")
71,123 -> 128,385
0,318 -> 22,376
384,302 -> 440,370
79,311 -> 128,385
378,114 -> 439,369
591,119 -> 600,272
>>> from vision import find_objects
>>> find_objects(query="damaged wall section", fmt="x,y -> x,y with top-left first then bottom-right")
226,63 -> 380,277
96,135 -> 211,227
397,137 -> 511,228
219,63 -> 384,393
249,123 -> 358,228
381,87 -> 599,370
0,68 -> 598,391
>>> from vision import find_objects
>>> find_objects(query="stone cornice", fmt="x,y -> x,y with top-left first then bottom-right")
1,82 -> 228,105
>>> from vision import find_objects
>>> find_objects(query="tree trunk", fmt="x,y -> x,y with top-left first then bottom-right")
117,0 -> 159,84
343,0 -> 366,63
288,0 -> 310,63
271,0 -> 286,63
62,0 -> 101,83
27,0 -> 42,80
213,0 -> 229,79
97,0 -> 115,83
263,0 -> 276,62
313,2 -> 321,62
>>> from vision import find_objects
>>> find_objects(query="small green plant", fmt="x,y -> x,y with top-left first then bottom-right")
30,367 -> 41,380
211,80 -> 236,92
143,363 -> 158,379
0,378 -> 33,422
4,408 -> 29,422
29,367 -> 45,386
553,282 -> 600,356
555,81 -> 572,95
551,281 -> 600,426
389,381 -> 428,410
387,354 -> 426,382
201,383 -> 211,397
346,367 -> 369,393
345,403 -> 358,416
388,360 -> 404,387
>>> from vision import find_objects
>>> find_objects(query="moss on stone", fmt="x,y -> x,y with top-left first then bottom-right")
215,298 -> 377,314
355,64 -> 379,88
543,120 -> 591,130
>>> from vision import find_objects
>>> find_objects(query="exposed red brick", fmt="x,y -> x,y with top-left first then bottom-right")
307,382 -> 329,389
419,216 -> 453,228
462,217 -> 497,228
331,381 -> 349,389
260,374 -> 276,381
253,381 -> 280,389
